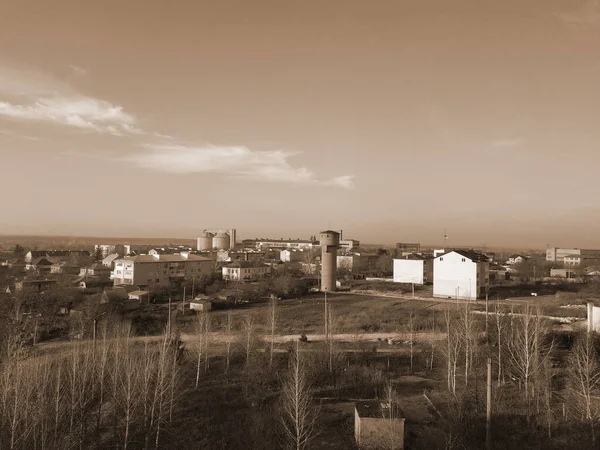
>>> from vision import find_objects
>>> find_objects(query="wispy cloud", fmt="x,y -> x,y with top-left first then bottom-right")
69,64 -> 88,77
0,65 -> 142,136
122,144 -> 355,189
0,128 -> 43,141
555,1 -> 600,26
490,137 -> 523,148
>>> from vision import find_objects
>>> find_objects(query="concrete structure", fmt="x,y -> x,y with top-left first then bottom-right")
433,250 -> 489,300
320,230 -> 340,292
198,229 -> 236,250
241,237 -> 319,250
393,255 -> 433,285
340,239 -> 360,252
111,253 -> 212,290
222,261 -> 271,281
354,401 -> 405,450
196,232 -> 215,251
217,250 -> 266,263
588,302 -> 600,332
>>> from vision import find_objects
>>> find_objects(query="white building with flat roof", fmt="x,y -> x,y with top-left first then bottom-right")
433,250 -> 489,300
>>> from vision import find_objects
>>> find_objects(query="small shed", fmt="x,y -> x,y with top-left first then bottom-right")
190,297 -> 212,312
354,401 -> 405,450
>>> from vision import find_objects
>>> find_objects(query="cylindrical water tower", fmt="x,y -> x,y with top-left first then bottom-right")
319,230 -> 340,292
197,232 -> 214,251
212,231 -> 231,250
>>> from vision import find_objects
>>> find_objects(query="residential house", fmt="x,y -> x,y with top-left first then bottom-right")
505,255 -> 527,265
280,249 -> 307,263
393,254 -> 433,285
79,263 -> 112,280
222,261 -> 271,281
26,257 -> 54,274
111,253 -> 213,290
102,253 -> 120,268
433,250 -> 490,300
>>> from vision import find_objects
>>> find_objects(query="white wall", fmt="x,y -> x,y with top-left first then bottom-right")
433,252 -> 479,300
393,259 -> 425,284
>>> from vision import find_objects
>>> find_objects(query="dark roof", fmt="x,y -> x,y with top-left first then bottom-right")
402,253 -> 432,261
444,249 -> 489,262
31,257 -> 54,266
30,250 -> 90,257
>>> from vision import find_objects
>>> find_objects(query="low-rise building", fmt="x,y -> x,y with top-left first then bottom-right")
222,261 -> 271,281
337,254 -> 378,273
280,249 -> 307,263
111,253 -> 213,290
354,401 -> 405,450
393,254 -> 433,285
80,263 -> 112,280
25,257 -> 54,274
433,250 -> 489,300
506,255 -> 528,265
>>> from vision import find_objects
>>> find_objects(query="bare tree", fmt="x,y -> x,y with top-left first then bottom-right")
568,333 -> 600,442
407,309 -> 415,374
281,341 -> 318,450
268,295 -> 279,368
192,312 -> 209,389
224,310 -> 233,373
443,310 -> 460,395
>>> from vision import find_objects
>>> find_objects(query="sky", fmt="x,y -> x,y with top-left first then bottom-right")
1,0 -> 600,248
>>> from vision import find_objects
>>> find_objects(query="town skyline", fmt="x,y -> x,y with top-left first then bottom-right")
2,0 -> 600,247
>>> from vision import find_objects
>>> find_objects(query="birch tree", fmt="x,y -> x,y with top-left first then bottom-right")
281,341 -> 317,450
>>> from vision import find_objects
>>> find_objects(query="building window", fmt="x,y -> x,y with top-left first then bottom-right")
155,279 -> 160,282
462,258 -> 466,262
440,257 -> 443,261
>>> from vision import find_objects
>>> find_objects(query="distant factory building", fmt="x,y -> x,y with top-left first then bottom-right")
242,237 -> 319,250
433,250 -> 489,300
546,247 -> 600,265
320,230 -> 340,292
393,254 -> 433,285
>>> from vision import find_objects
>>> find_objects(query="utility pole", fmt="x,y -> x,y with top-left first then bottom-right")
93,318 -> 97,350
324,289 -> 328,341
412,281 -> 415,298
182,286 -> 186,315
486,357 -> 492,450
168,296 -> 172,336
485,291 -> 489,339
